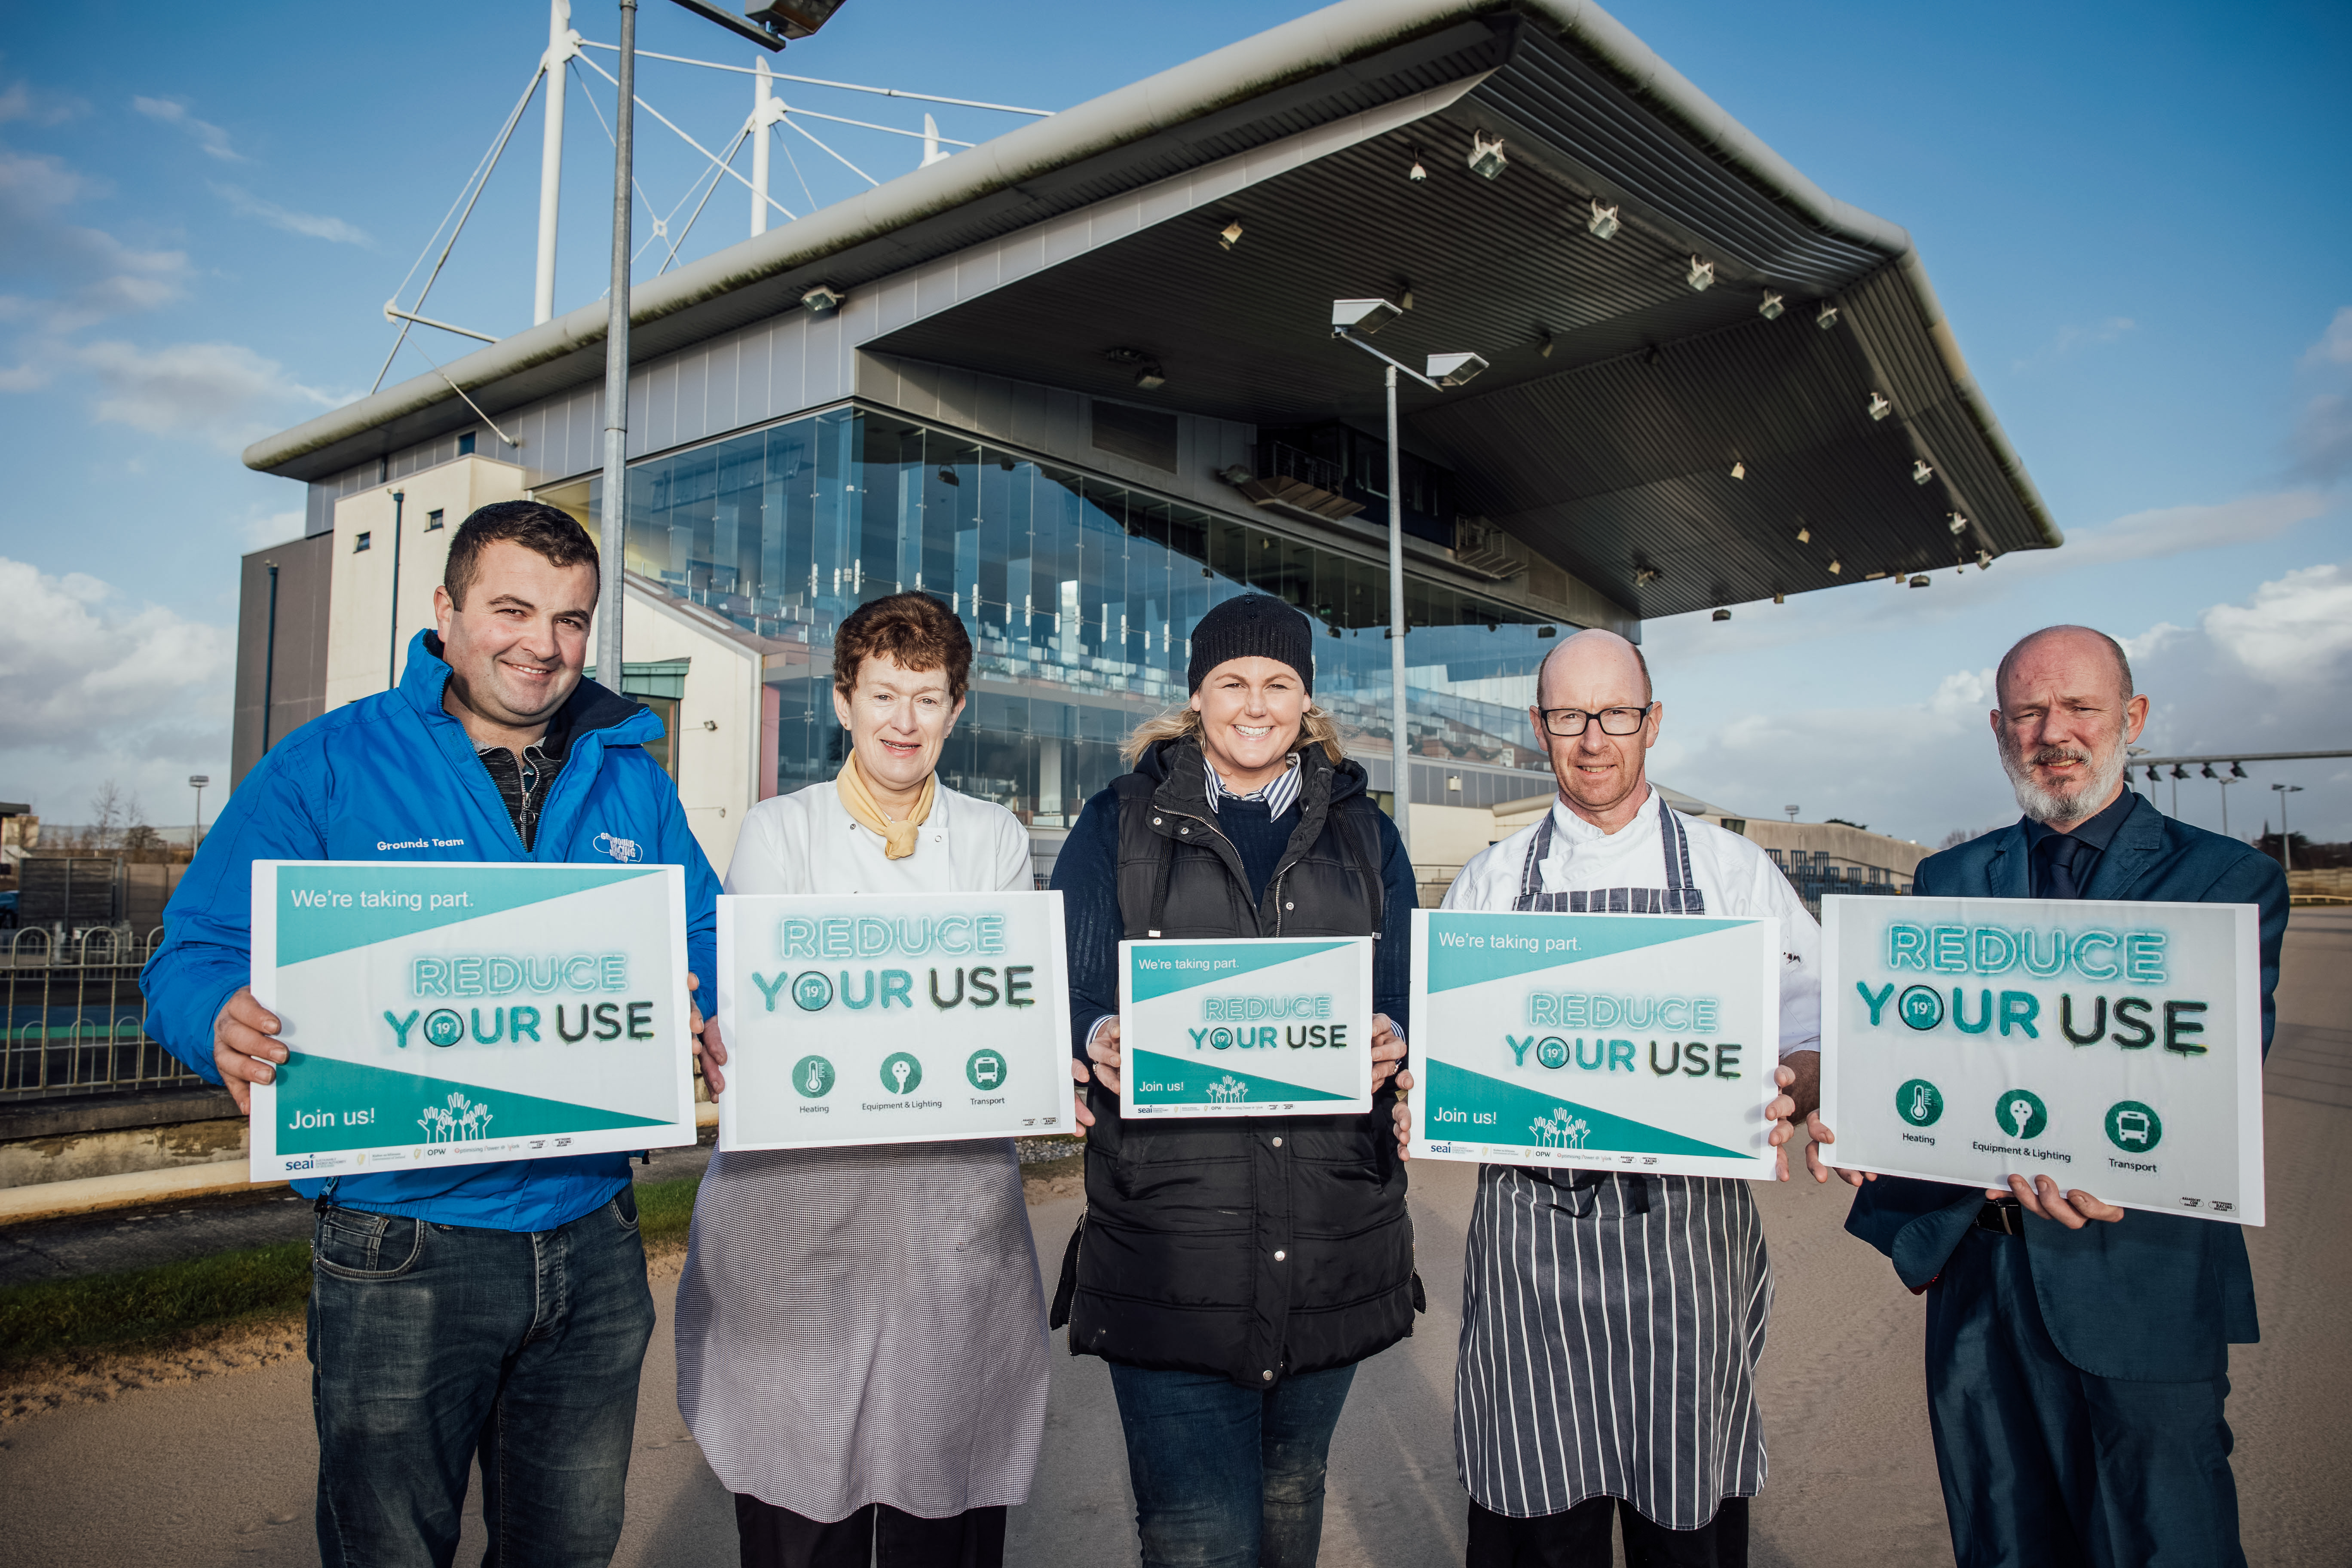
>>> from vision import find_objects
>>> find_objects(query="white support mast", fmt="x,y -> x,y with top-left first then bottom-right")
533,0 -> 577,324
750,58 -> 779,236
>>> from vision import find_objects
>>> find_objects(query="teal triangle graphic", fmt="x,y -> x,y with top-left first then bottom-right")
1129,1047 -> 1354,1106
1424,1057 -> 1751,1160
273,1050 -> 671,1153
272,864 -> 660,967
1126,940 -> 1356,1002
1424,913 -> 1754,993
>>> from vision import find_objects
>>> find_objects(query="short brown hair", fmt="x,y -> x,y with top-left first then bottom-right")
444,501 -> 600,608
833,591 -> 972,703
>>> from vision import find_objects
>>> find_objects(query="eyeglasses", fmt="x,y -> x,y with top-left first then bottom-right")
1536,704 -> 1654,737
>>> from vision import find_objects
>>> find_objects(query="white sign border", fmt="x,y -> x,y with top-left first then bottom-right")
715,889 -> 1075,1152
1818,893 -> 2266,1226
1118,935 -> 1376,1120
1406,907 -> 1783,1181
248,859 -> 698,1180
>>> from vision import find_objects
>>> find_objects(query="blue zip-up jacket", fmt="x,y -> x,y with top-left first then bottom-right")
144,629 -> 720,1231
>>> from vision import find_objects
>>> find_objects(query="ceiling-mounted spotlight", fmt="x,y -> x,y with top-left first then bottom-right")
1759,292 -> 1785,321
1408,148 -> 1427,182
1468,131 -> 1508,179
1913,460 -> 1936,485
1772,592 -> 1786,605
937,466 -> 960,487
1134,366 -> 1166,390
1398,284 -> 1416,312
1537,330 -> 1555,359
1217,220 -> 1244,250
800,283 -> 845,315
1730,460 -> 1746,480
1587,200 -> 1619,239
1867,392 -> 1893,421
2146,764 -> 2161,781
997,453 -> 1017,472
2200,764 -> 2218,779
1104,346 -> 1165,389
1908,574 -> 1930,588
1976,548 -> 1992,569
1426,352 -> 1489,387
1816,302 -> 1839,330
1948,513 -> 1969,535
1828,558 -> 1843,575
1795,526 -> 1812,544
1331,298 -> 1402,336
1712,608 -> 1732,622
1687,256 -> 1715,292
1634,564 -> 1662,587
2230,762 -> 2248,779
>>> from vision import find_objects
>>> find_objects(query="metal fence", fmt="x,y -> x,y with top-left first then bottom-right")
1,925 -> 202,1101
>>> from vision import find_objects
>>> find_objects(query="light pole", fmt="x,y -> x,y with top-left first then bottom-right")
387,489 -> 405,689
2217,774 -> 2236,838
189,775 -> 210,850
2273,783 -> 2304,872
596,0 -> 803,695
1329,298 -> 1487,859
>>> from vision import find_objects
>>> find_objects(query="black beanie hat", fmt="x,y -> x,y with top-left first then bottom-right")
1187,593 -> 1314,695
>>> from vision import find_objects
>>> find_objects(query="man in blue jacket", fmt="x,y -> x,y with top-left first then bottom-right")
145,501 -> 722,1568
1820,625 -> 2286,1568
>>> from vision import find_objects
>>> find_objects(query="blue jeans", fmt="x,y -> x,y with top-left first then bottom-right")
1108,1362 -> 1358,1568
308,1188 -> 657,1568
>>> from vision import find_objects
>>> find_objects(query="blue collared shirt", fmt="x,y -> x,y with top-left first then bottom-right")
1203,751 -> 1302,818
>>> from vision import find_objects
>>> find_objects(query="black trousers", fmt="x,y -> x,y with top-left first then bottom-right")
1466,1496 -> 1748,1568
734,1494 -> 1007,1568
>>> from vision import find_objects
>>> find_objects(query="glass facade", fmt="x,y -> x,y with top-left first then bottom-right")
585,405 -> 1565,825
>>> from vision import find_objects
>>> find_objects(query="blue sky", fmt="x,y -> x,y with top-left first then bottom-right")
0,0 -> 2346,848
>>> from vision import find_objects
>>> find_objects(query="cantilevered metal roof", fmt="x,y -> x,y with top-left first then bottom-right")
245,0 -> 2057,619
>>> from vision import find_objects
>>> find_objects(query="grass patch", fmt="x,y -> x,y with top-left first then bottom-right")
0,1240 -> 314,1372
0,1174 -> 710,1374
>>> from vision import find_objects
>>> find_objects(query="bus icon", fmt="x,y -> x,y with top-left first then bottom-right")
2115,1110 -> 2151,1145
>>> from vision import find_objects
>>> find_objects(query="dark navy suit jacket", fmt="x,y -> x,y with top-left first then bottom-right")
1843,792 -> 2288,1381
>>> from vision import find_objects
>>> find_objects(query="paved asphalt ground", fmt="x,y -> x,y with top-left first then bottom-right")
4,908 -> 2347,1567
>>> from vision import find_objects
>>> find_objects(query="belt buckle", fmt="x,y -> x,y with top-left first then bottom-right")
1978,1200 -> 2023,1236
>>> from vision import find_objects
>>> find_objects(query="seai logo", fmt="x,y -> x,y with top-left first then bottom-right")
593,831 -> 643,864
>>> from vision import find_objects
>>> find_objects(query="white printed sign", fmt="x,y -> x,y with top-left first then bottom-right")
1119,937 -> 1374,1118
1407,909 -> 1781,1179
248,861 -> 697,1180
1819,894 -> 2264,1224
716,892 -> 1072,1150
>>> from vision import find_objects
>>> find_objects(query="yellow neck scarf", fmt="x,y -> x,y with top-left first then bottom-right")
836,754 -> 936,860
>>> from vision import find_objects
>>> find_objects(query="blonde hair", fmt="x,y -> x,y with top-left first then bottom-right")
1121,701 -> 1348,768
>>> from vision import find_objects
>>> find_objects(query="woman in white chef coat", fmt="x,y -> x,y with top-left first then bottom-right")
677,591 -> 1048,1568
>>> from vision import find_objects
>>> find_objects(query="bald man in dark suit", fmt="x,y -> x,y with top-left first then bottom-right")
1816,625 -> 2286,1568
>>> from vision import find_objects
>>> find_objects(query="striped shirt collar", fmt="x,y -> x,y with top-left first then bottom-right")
1202,751 -> 1303,817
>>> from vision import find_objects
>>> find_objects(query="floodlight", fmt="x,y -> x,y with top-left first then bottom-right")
1909,574 -> 1930,588
1468,132 -> 1508,180
1712,608 -> 1732,622
1426,352 -> 1488,387
1587,201 -> 1619,240
2231,762 -> 2248,779
2171,765 -> 2188,779
1218,220 -> 1244,250
1332,298 -> 1402,335
1634,565 -> 1662,586
1914,460 -> 1935,485
1948,513 -> 1969,534
1730,460 -> 1746,480
1828,558 -> 1842,575
1795,527 -> 1811,544
937,466 -> 959,487
1976,548 -> 1992,569
1817,302 -> 1839,330
801,283 -> 844,315
1134,367 -> 1166,390
1687,257 -> 1715,292
1537,330 -> 1555,359
1759,292 -> 1785,320
2200,764 -> 2218,779
1409,149 -> 1427,182
1772,592 -> 1786,605
1867,392 -> 1893,421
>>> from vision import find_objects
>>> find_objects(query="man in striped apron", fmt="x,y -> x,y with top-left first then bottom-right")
1400,629 -> 1822,1567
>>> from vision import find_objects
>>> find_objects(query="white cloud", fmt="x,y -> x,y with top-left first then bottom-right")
2202,564 -> 2352,682
2306,306 -> 2352,368
131,95 -> 245,162
243,508 -> 306,551
2119,621 -> 2186,662
213,183 -> 370,246
0,147 -> 186,335
0,557 -> 230,772
1930,666 -> 1994,717
74,338 -> 340,450
2023,489 -> 2332,572
0,78 -> 88,126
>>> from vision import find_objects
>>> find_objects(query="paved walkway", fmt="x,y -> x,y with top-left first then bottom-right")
4,910 -> 2347,1566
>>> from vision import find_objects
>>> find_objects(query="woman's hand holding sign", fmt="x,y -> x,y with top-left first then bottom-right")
1071,1016 -> 1123,1128
686,972 -> 728,1097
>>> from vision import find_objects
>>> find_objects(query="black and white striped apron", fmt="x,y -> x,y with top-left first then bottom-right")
1453,799 -> 1772,1526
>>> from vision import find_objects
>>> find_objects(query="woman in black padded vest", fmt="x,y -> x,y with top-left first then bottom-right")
1048,593 -> 1421,1568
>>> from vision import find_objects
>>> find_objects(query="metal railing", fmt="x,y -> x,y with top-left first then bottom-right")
1,925 -> 204,1101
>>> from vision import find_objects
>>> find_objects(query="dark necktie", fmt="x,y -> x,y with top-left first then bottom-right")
2037,833 -> 2092,900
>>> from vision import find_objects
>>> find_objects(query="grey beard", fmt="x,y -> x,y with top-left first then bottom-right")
2000,735 -> 2127,825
